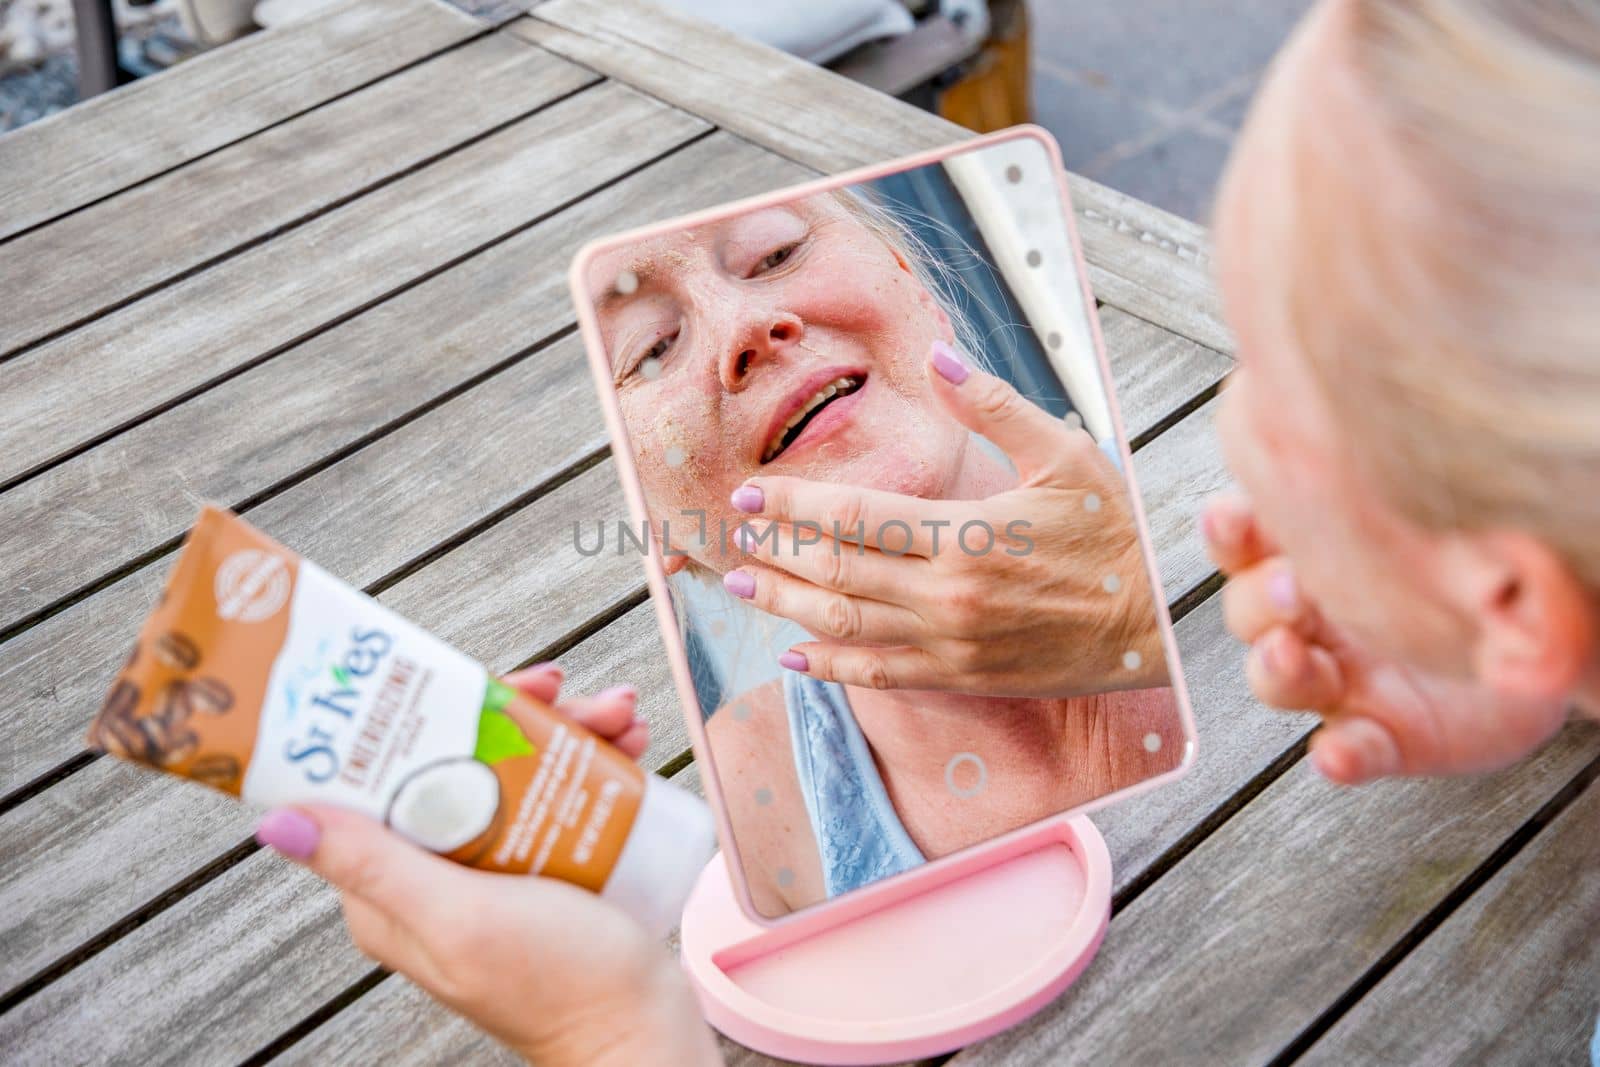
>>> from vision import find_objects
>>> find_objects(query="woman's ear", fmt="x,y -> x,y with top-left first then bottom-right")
910,283 -> 955,341
1466,530 -> 1598,705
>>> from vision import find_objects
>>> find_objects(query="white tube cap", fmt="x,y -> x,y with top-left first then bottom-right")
602,775 -> 718,938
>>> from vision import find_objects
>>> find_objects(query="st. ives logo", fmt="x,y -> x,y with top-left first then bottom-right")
282,627 -> 394,784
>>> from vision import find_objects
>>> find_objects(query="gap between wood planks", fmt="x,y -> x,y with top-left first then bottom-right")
1266,753 -> 1600,1064
0,73 -> 602,371
0,18 -> 495,253
0,85 -> 697,501
0,119 -> 714,656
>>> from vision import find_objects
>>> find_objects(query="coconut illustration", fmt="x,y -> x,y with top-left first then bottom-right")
385,757 -> 501,853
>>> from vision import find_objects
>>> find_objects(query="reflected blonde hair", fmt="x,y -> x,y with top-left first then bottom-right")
1286,0 -> 1600,585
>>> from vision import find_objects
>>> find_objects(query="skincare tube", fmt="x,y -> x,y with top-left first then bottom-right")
87,506 -> 714,936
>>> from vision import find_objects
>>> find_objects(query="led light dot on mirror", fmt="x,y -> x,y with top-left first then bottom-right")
1083,492 -> 1102,513
640,357 -> 662,380
944,752 -> 988,799
1047,331 -> 1062,349
613,269 -> 639,295
1063,410 -> 1084,432
1025,249 -> 1043,268
1005,164 -> 1023,183
1123,650 -> 1143,671
664,445 -> 686,468
1143,732 -> 1163,753
1102,574 -> 1121,594
755,787 -> 774,807
775,867 -> 796,889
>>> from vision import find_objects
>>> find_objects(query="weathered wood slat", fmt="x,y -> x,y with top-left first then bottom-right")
0,0 -> 481,242
1299,778 -> 1600,1066
1136,394 -> 1230,604
947,722 -> 1600,1065
0,332 -> 604,798
275,975 -> 519,1065
0,78 -> 706,516
1099,306 -> 1231,446
511,0 -> 1232,354
0,851 -> 370,1066
0,35 -> 595,357
0,132 -> 806,795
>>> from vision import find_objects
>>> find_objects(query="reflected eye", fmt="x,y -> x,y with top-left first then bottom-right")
756,243 -> 799,274
629,332 -> 677,378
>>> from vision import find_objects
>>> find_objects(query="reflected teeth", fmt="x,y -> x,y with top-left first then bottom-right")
763,376 -> 861,463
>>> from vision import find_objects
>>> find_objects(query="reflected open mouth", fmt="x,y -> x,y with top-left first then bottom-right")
761,374 -> 865,464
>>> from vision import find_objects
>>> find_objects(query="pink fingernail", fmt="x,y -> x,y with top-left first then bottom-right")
597,685 -> 637,703
724,570 -> 756,599
730,485 -> 764,513
511,661 -> 563,681
1268,569 -> 1298,613
779,651 -> 809,671
930,341 -> 969,384
255,809 -> 320,860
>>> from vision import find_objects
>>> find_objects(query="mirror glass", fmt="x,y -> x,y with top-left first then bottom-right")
580,134 -> 1191,918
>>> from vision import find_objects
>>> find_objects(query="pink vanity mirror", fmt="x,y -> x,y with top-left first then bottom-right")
569,126 -> 1197,1064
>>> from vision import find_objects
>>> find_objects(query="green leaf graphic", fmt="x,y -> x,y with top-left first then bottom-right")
474,707 -> 535,764
483,678 -> 516,714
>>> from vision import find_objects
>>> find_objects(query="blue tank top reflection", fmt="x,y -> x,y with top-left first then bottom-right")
784,671 -> 925,897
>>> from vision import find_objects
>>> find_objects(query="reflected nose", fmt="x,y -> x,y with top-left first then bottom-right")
720,311 -> 803,390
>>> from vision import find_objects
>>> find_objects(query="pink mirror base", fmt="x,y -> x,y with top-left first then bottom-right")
679,814 -> 1111,1065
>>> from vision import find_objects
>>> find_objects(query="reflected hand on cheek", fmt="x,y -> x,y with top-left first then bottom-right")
718,345 -> 1170,701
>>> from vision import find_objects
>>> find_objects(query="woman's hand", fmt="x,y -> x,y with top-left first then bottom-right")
253,665 -> 721,1067
1204,494 -> 1570,783
722,343 -> 1169,699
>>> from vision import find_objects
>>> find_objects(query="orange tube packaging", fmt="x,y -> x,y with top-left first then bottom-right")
88,506 -> 713,933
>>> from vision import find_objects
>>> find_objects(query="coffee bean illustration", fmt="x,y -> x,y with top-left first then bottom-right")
152,631 -> 200,671
186,677 -> 233,715
189,754 -> 240,791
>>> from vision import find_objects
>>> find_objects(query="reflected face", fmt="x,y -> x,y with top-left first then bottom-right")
587,194 -> 969,572
1212,4 -> 1472,673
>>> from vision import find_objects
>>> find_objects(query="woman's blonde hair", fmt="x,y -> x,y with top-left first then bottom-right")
1284,0 -> 1600,585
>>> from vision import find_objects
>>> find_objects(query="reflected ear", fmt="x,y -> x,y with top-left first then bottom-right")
1468,530 -> 1598,704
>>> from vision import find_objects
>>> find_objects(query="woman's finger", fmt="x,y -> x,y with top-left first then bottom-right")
1308,715 -> 1405,785
725,564 -> 927,645
925,340 -> 1087,483
779,642 -> 944,692
554,687 -> 643,747
339,892 -> 447,990
733,520 -> 930,601
610,721 -> 650,761
1244,626 -> 1346,711
502,662 -> 565,706
1202,493 -> 1279,575
1222,557 -> 1319,644
729,478 -> 949,558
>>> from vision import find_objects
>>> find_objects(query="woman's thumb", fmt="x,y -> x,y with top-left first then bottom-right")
927,341 -> 1074,478
256,804 -> 460,925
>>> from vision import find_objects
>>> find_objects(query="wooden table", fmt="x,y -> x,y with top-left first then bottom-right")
3,1 -> 1597,1062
